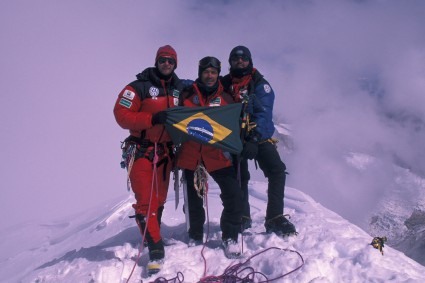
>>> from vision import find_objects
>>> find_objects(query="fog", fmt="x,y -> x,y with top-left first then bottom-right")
1,0 -> 424,230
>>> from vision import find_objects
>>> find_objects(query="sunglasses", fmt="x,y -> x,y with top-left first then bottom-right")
158,57 -> 176,65
230,55 -> 249,62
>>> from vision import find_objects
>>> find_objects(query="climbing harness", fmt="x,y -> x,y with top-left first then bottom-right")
120,136 -> 172,192
370,236 -> 387,255
252,138 -> 280,170
259,138 -> 278,145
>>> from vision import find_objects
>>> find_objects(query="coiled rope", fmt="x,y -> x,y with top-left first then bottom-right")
199,247 -> 304,282
194,164 -> 208,198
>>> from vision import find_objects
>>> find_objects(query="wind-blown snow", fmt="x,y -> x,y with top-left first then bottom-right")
1,179 -> 424,283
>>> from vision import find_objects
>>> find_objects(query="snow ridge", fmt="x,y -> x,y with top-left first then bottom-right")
1,181 -> 425,282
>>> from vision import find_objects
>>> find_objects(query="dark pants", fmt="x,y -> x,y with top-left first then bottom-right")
238,158 -> 251,219
185,166 -> 242,241
238,141 -> 287,220
185,169 -> 205,240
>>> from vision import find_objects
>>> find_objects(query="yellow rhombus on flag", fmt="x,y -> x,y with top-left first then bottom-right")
172,112 -> 232,145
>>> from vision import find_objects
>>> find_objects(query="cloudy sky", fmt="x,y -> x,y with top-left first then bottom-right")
1,0 -> 424,230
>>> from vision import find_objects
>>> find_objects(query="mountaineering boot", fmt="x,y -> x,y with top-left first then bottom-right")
188,237 -> 203,247
133,214 -> 165,275
147,259 -> 164,276
241,216 -> 252,231
188,229 -> 203,247
188,232 -> 203,247
265,215 -> 297,236
222,238 -> 241,259
147,239 -> 165,275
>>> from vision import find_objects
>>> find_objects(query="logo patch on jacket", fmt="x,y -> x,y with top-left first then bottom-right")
209,97 -> 221,107
193,95 -> 200,105
149,87 -> 159,99
119,98 -> 132,108
123,90 -> 135,100
264,84 -> 271,93
172,89 -> 180,98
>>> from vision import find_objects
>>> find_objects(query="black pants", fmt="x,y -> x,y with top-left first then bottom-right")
238,158 -> 251,219
185,166 -> 242,241
238,141 -> 287,220
185,169 -> 205,240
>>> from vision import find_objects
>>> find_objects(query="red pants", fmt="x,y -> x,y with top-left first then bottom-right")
130,153 -> 172,243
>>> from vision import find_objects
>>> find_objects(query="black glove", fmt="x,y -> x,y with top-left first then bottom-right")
151,111 -> 167,125
241,141 -> 258,160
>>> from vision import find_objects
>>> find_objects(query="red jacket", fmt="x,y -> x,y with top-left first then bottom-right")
177,81 -> 235,172
113,68 -> 183,143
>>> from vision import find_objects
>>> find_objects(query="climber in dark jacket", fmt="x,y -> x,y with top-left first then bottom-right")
221,45 -> 296,236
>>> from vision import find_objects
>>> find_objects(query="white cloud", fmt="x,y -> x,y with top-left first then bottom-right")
1,0 -> 424,232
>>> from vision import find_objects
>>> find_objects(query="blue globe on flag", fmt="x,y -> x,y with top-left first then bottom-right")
187,119 -> 214,143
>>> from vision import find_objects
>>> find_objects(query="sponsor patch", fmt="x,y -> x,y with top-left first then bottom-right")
210,97 -> 221,106
123,89 -> 135,100
172,89 -> 180,98
264,84 -> 271,93
119,98 -> 132,108
149,87 -> 159,99
193,95 -> 200,105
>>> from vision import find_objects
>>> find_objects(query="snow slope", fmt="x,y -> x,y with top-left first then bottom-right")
1,179 -> 425,283
274,123 -> 425,267
368,165 -> 425,266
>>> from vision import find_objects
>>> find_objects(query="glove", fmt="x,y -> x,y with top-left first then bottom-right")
241,141 -> 258,160
151,111 -> 167,125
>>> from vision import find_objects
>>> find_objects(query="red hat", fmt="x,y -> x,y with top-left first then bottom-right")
155,45 -> 177,68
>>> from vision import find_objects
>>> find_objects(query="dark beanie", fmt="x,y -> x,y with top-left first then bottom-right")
155,45 -> 178,68
228,45 -> 253,66
198,56 -> 221,78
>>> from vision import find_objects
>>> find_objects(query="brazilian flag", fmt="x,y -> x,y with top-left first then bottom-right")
165,104 -> 242,154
